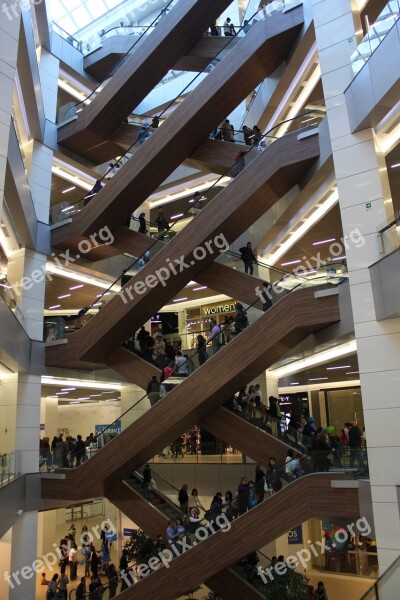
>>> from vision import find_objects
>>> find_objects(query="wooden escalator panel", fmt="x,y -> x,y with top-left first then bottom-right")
46,128 -> 319,367
52,6 -> 304,244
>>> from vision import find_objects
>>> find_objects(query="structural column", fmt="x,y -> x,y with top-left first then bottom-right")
312,0 -> 400,570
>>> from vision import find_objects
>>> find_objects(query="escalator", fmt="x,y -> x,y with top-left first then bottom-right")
104,472 -> 360,600
52,4 -> 305,247
85,32 -> 241,81
42,284 -> 339,501
47,126 -> 319,367
57,0 -> 232,157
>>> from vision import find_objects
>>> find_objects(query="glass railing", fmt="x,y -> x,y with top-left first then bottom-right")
360,555 -> 400,599
125,470 -> 185,520
0,451 -> 22,488
53,278 -> 346,471
92,452 -> 366,592
52,108 -> 326,327
350,0 -> 400,76
376,210 -> 400,257
54,1 -> 304,228
52,22 -> 83,52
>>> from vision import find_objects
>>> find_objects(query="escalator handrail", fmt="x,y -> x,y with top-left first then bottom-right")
73,0 -> 178,111
60,2 -> 272,216
72,277 -> 341,453
75,108 -> 325,315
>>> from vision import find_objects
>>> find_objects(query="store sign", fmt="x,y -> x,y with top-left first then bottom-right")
203,302 -> 236,315
123,528 -> 137,537
95,421 -> 121,437
288,525 -> 303,544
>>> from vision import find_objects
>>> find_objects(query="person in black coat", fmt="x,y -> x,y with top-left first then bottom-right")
239,242 -> 256,274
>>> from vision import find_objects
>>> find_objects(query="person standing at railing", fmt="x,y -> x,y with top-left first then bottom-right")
151,116 -> 160,129
252,125 -> 262,146
138,212 -> 147,234
242,124 -> 253,145
221,118 -> 234,142
196,334 -> 208,365
239,242 -> 256,275
223,17 -> 236,36
155,208 -> 169,241
206,318 -> 223,354
210,22 -> 219,36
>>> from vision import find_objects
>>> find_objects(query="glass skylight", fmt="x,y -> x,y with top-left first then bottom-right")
48,0 -> 127,35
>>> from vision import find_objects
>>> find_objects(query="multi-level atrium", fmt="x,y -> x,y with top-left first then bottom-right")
1,0 -> 400,598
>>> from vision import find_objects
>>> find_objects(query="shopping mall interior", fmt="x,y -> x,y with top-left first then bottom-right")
0,0 -> 400,598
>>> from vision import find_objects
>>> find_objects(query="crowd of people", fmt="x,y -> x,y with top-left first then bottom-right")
39,432 -> 97,470
44,524 -> 117,599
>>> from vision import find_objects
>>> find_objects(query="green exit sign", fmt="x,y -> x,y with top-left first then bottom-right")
366,202 -> 372,211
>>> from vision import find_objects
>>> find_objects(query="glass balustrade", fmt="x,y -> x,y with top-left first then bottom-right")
376,211 -> 400,257
350,0 -> 400,76
0,451 -> 22,488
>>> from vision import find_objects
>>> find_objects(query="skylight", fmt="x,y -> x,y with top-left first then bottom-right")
49,0 -> 127,35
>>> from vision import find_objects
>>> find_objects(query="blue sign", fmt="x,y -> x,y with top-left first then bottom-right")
95,421 -> 121,437
288,525 -> 303,545
123,528 -> 137,537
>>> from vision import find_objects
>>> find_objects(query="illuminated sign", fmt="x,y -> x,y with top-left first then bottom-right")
203,302 -> 236,315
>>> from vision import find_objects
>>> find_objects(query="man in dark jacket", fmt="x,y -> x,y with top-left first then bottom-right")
265,457 -> 282,495
178,484 -> 189,513
239,242 -> 256,274
147,376 -> 160,407
348,421 -> 365,469
73,434 -> 86,466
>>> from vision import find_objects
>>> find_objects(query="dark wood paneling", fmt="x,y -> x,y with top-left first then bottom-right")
85,36 -> 241,81
47,129 -> 319,366
198,262 -> 264,307
53,6 -> 305,243
96,474 -> 359,600
106,347 -> 160,391
201,407 -> 293,467
58,0 -> 233,154
42,287 -> 339,500
206,569 -> 265,600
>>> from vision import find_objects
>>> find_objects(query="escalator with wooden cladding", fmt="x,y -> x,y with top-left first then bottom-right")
103,473 -> 360,600
52,4 -> 305,247
42,284 -> 340,502
47,126 -> 319,368
57,0 -> 232,158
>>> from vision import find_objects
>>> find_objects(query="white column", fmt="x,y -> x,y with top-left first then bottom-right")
7,248 -> 46,341
9,511 -> 38,600
38,49 -> 59,125
40,397 -> 58,439
25,140 -> 53,224
0,3 -> 21,217
0,373 -> 41,474
312,0 -> 400,570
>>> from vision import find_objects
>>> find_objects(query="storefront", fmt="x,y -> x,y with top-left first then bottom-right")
183,299 -> 237,347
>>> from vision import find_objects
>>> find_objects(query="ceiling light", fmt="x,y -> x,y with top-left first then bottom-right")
102,391 -> 116,394
90,394 -> 102,397
326,365 -> 351,370
270,340 -> 357,378
309,377 -> 328,381
193,286 -> 207,291
290,382 -> 300,385
170,214 -> 184,220
312,238 -> 336,245
48,304 -> 61,309
70,401 -> 80,404
56,392 -> 69,395
52,166 -> 93,191
70,284 -> 84,290
46,263 -> 121,291
267,189 -> 339,265
61,388 -> 76,391
281,260 -> 301,266
41,377 -> 121,391
58,294 -> 71,299
345,371 -> 359,375
331,256 -> 346,261
173,297 -> 188,302
390,162 -> 400,168
62,186 -> 76,194
78,397 -> 90,400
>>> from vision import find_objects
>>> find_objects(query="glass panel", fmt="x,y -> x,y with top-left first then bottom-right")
350,0 -> 400,76
376,211 -> 400,258
0,451 -> 22,488
54,278 -> 350,474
